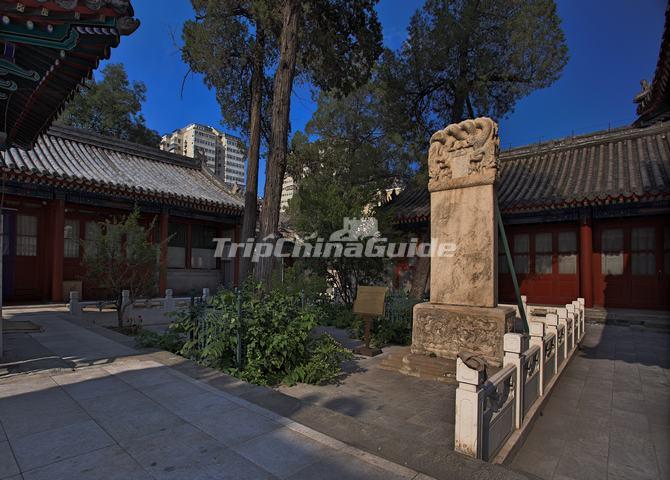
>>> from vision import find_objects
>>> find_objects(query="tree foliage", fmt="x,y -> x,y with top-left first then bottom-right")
181,0 -> 275,142
378,0 -> 569,164
287,87 -> 401,304
59,64 -> 161,147
255,0 -> 383,286
82,209 -> 161,328
182,0 -> 276,282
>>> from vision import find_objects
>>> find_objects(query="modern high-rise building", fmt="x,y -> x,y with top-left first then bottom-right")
160,123 -> 246,188
280,175 -> 296,212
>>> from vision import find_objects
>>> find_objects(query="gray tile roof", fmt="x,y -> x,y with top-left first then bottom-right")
1,125 -> 244,214
388,122 -> 670,222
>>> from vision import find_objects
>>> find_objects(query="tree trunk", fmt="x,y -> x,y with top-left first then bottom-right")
238,28 -> 265,283
409,231 -> 431,300
254,0 -> 300,286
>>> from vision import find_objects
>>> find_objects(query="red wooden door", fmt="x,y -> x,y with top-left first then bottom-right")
498,225 -> 579,306
594,218 -> 670,309
13,212 -> 43,301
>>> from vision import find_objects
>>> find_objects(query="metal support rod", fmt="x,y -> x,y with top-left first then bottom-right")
496,204 -> 529,333
236,288 -> 242,368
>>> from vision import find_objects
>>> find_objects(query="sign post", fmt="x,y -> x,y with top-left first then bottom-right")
353,286 -> 387,357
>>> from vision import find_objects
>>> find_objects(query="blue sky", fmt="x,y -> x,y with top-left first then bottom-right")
105,0 -> 665,190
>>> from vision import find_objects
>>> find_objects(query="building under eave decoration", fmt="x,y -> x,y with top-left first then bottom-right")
1,125 -> 244,302
0,0 -> 140,150
386,11 -> 670,311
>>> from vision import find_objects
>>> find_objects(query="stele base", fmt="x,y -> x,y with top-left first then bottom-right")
409,302 -> 515,368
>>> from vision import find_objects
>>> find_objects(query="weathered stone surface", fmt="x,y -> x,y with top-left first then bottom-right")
411,302 -> 515,366
428,117 -> 499,192
430,183 -> 497,307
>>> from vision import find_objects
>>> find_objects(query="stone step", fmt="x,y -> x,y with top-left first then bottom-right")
378,347 -> 410,372
380,349 -> 457,384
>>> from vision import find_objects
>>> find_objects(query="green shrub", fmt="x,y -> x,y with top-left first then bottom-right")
135,329 -> 184,353
140,283 -> 354,386
239,287 -> 318,385
284,333 -> 353,385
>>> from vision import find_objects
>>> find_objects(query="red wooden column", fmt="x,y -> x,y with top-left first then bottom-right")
158,211 -> 169,295
233,224 -> 241,287
51,198 -> 65,302
579,211 -> 594,307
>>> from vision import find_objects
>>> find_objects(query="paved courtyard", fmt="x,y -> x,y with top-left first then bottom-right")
0,312 -> 430,480
511,323 -> 670,480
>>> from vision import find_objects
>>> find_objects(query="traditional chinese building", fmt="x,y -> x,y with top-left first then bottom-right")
388,13 -> 670,311
1,125 -> 243,303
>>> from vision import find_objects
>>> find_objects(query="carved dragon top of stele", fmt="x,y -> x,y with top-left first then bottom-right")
428,117 -> 500,192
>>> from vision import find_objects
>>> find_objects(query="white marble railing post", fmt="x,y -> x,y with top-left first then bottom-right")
521,295 -> 528,320
577,298 -> 585,341
202,287 -> 210,303
573,301 -> 582,340
545,313 -> 560,372
557,307 -> 569,360
454,357 -> 487,458
504,333 -> 528,429
529,322 -> 545,396
121,289 -> 132,322
164,289 -> 174,313
566,304 -> 576,352
69,291 -> 81,317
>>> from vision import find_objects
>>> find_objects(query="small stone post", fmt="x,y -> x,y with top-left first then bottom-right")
504,333 -> 528,429
164,289 -> 174,313
528,322 -> 545,396
557,308 -> 568,360
577,298 -> 586,341
566,304 -> 576,352
454,357 -> 487,458
521,295 -> 528,321
69,291 -> 81,317
571,301 -> 581,340
121,289 -> 132,323
545,313 -> 560,372
202,287 -> 210,303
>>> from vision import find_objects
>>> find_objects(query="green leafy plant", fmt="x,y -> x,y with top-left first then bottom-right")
284,333 -> 353,385
135,329 -> 184,353
82,208 -> 162,328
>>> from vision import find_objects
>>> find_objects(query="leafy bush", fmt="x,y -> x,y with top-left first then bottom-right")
135,329 -> 184,353
154,283 -> 351,386
284,333 -> 353,385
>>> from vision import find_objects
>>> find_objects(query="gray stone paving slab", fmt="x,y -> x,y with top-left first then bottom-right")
0,441 -> 19,479
286,450 -> 411,480
187,402 -> 283,446
10,420 -> 115,472
20,446 -> 152,480
0,404 -> 90,441
90,403 -> 187,443
512,323 -> 669,480
232,426 -> 331,479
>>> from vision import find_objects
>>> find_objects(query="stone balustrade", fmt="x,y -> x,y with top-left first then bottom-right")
68,288 -> 211,317
455,297 -> 585,461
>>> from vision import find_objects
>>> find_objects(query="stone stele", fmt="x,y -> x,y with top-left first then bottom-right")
409,117 -> 514,368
